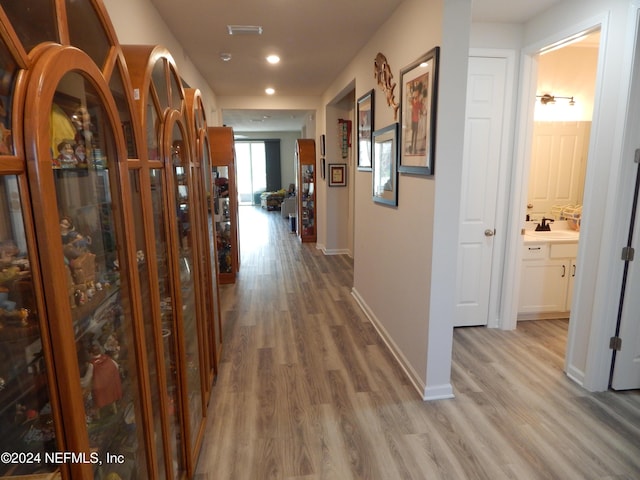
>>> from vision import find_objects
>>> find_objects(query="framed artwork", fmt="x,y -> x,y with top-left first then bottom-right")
399,46 -> 440,175
321,158 -> 326,179
357,89 -> 374,171
320,134 -> 326,156
372,123 -> 398,206
329,163 -> 347,187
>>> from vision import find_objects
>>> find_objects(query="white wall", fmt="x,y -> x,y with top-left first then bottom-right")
321,0 -> 471,399
102,0 -> 219,125
535,44 -> 599,122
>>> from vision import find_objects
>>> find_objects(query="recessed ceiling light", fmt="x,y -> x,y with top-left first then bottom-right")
266,55 -> 280,64
220,53 -> 232,62
265,87 -> 275,95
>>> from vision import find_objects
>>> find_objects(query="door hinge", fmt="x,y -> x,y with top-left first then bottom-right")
609,336 -> 622,351
621,246 -> 635,261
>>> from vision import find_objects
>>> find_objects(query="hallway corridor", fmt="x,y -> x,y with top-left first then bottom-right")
195,207 -> 640,480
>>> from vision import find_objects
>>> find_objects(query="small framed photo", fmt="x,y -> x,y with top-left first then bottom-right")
372,123 -> 398,206
320,134 -> 326,156
321,158 -> 326,179
329,163 -> 347,187
357,89 -> 374,171
399,46 -> 439,175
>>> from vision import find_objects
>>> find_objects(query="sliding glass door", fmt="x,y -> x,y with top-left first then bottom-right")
235,141 -> 266,205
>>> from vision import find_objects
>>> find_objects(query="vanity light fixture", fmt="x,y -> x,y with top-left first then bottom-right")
265,87 -> 275,95
537,93 -> 575,105
266,55 -> 280,64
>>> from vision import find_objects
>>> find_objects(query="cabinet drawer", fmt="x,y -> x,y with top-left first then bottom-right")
523,243 -> 548,260
550,243 -> 578,259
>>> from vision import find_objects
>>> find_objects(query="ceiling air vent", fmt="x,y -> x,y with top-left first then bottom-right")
227,25 -> 263,35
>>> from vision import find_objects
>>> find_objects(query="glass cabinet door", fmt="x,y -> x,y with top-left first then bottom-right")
300,164 -> 315,238
149,167 -> 184,479
169,124 -> 203,467
0,176 -> 59,477
213,166 -> 233,275
50,71 -> 146,478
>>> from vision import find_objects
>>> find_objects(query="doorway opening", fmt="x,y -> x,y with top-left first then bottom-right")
517,29 -> 601,329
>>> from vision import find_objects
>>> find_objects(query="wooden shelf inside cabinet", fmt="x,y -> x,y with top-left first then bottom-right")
295,139 -> 317,243
208,127 -> 239,284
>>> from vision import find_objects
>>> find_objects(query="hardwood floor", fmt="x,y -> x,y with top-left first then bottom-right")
195,206 -> 640,480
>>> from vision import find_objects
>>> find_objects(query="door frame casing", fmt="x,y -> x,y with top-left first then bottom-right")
502,8 -> 640,392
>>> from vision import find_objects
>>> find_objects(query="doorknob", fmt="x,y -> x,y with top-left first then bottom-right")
484,229 -> 496,237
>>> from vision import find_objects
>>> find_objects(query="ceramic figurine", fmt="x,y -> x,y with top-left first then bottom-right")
56,139 -> 78,168
80,343 -> 123,416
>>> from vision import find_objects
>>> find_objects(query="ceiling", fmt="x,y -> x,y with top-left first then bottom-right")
149,0 -> 563,132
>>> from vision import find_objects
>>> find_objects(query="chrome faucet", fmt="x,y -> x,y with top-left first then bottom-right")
535,217 -> 554,231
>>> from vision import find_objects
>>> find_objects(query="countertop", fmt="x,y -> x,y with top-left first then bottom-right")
523,229 -> 580,244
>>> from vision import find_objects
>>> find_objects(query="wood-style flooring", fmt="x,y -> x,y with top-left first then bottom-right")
195,206 -> 640,480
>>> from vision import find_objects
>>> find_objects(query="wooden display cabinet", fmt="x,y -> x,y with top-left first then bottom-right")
0,1 -> 217,479
184,88 -> 223,398
123,44 -> 214,478
296,139 -> 317,242
208,127 -> 240,284
22,36 -> 150,480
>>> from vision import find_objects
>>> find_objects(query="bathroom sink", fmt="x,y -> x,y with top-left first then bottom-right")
526,230 -> 579,240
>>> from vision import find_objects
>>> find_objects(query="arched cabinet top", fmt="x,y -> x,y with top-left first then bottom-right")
22,45 -> 127,175
122,44 -> 185,120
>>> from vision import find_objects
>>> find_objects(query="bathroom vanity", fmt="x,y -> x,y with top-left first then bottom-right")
518,225 -> 580,318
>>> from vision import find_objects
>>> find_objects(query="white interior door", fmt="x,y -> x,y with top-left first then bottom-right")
611,166 -> 640,390
454,56 -> 507,327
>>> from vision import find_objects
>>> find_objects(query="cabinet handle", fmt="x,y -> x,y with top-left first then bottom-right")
572,264 -> 576,277
562,265 -> 566,277
528,247 -> 541,251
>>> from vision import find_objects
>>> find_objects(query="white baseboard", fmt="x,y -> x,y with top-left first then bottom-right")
319,245 -> 352,256
565,364 -> 585,386
423,383 -> 455,401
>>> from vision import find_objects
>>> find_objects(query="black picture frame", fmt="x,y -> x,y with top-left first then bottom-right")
399,46 -> 439,176
357,89 -> 374,171
372,123 -> 398,206
320,134 -> 326,156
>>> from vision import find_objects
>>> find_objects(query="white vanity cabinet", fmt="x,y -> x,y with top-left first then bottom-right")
518,240 -> 578,315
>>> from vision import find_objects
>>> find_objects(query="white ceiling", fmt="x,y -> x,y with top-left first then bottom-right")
149,0 -> 563,132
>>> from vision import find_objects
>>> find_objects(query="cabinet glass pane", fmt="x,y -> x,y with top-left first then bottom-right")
301,165 -> 315,236
170,127 -> 203,452
150,168 -> 185,478
65,0 -> 111,69
213,166 -> 232,274
0,176 -> 58,477
129,170 -> 166,479
152,62 -> 169,112
145,88 -> 160,161
52,72 -> 146,478
110,66 -> 137,159
0,39 -> 18,156
0,0 -> 58,52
